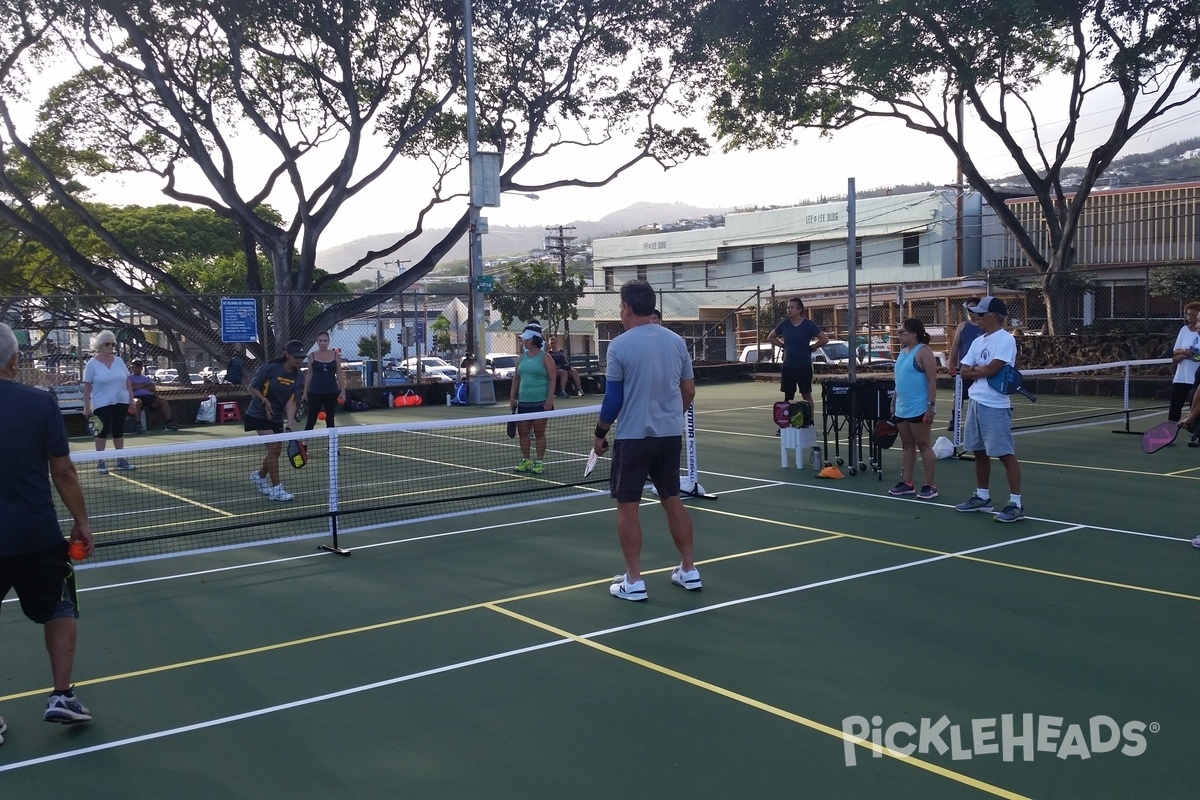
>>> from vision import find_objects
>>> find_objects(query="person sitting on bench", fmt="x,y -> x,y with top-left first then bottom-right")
129,360 -> 178,431
548,337 -> 583,397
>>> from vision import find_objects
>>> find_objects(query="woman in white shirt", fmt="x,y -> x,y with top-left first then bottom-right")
1168,302 -> 1200,423
81,330 -> 135,474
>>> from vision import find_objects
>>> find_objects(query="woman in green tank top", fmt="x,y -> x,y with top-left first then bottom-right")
508,321 -> 558,474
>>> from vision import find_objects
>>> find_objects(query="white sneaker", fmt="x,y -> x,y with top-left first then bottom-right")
609,574 -> 647,601
250,471 -> 271,495
670,565 -> 703,591
1192,534 -> 1200,549
268,484 -> 294,502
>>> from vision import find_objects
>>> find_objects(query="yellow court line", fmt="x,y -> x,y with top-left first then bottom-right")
486,604 -> 1031,800
689,505 -> 1200,602
1165,464 -> 1200,477
110,474 -> 236,518
1019,458 -> 1200,480
0,535 -> 839,703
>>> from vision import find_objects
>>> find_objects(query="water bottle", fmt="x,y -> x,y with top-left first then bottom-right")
445,392 -> 452,406
384,391 -> 393,408
811,446 -> 822,474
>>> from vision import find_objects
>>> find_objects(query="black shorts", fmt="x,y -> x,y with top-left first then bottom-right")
780,364 -> 813,397
610,436 -> 682,502
139,394 -> 166,412
516,401 -> 546,415
244,414 -> 284,434
0,541 -> 79,623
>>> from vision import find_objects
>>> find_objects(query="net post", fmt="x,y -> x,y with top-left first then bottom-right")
1111,362 -> 1141,435
951,373 -> 973,460
679,403 -> 716,500
319,427 -> 351,556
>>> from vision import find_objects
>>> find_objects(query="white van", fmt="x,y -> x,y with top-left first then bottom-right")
739,344 -> 783,364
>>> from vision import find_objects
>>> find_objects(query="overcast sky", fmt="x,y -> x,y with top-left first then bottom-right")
76,70 -> 1199,250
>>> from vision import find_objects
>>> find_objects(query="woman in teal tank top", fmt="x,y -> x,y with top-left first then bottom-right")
508,321 -> 557,474
888,318 -> 940,500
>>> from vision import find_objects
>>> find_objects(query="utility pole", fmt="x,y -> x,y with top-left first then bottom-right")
544,224 -> 577,355
384,259 -> 410,361
955,89 -> 965,279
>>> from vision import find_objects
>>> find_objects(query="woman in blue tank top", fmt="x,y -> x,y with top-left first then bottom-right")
888,318 -> 940,500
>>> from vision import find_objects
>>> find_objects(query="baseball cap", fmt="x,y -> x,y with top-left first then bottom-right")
131,359 -> 144,367
519,322 -> 543,341
968,296 -> 1008,317
284,339 -> 307,357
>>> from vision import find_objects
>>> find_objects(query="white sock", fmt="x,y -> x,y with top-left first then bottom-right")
976,489 -> 990,501
1009,494 -> 1022,508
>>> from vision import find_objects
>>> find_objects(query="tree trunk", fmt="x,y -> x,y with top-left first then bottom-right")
1042,253 -> 1072,336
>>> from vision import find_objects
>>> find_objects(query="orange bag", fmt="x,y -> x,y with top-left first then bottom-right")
393,390 -> 423,407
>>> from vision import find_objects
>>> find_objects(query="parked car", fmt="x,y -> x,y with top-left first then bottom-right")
739,344 -> 783,364
398,356 -> 456,382
154,368 -> 179,385
188,373 -> 205,386
486,353 -> 519,379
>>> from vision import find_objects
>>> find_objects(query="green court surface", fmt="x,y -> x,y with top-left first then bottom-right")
1,381 -> 1195,798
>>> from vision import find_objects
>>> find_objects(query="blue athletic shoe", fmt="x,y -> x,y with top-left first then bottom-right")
954,495 -> 993,513
44,691 -> 91,724
995,503 -> 1025,523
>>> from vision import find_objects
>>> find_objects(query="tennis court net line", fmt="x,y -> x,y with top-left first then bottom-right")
63,406 -> 617,566
951,358 -> 1171,439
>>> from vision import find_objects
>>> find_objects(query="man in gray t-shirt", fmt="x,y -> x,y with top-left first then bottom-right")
593,280 -> 701,602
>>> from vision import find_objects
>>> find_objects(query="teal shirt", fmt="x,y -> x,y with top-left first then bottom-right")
517,351 -> 551,403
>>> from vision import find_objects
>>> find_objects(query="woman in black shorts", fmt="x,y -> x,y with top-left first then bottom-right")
245,340 -> 305,502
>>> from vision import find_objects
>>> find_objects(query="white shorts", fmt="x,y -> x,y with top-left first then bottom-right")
963,401 -> 1015,457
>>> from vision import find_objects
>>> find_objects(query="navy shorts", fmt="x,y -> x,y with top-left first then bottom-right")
780,364 -> 814,398
0,541 -> 80,624
244,414 -> 284,434
610,436 -> 682,502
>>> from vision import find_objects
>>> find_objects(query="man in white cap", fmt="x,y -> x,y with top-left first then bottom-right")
954,296 -> 1025,522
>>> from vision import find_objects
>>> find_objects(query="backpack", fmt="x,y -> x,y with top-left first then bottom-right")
450,381 -> 469,405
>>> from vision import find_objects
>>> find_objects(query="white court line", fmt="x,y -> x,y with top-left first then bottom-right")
0,526 -> 1077,773
693,468 -> 1191,543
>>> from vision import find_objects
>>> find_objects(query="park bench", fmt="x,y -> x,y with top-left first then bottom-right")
567,353 -> 605,393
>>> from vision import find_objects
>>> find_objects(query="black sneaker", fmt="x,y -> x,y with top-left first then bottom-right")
165,420 -> 179,431
1189,435 -> 1199,448
888,481 -> 915,496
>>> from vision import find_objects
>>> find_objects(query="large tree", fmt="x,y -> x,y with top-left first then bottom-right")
488,259 -> 585,334
680,0 -> 1200,333
0,0 -> 706,360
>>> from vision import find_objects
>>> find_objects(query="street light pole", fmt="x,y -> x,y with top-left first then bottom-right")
464,0 -> 494,404
375,270 -> 383,386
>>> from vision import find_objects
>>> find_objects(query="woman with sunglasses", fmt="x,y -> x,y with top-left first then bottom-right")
81,330 -> 135,474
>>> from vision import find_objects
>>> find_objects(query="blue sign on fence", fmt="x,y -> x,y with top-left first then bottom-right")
220,298 -> 259,343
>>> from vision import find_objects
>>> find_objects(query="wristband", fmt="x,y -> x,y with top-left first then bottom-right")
594,424 -> 607,439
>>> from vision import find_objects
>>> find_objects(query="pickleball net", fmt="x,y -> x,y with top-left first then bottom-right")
950,358 -> 1171,444
62,406 -> 619,566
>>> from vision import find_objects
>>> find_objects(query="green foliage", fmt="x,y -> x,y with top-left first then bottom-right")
357,335 -> 392,359
430,315 -> 452,351
1149,266 -> 1200,302
488,261 -> 586,335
